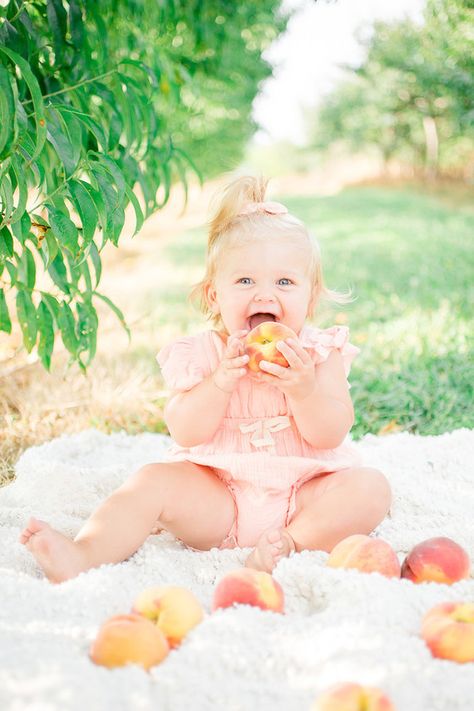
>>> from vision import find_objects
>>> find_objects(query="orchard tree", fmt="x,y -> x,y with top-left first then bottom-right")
308,0 -> 474,179
0,0 -> 288,370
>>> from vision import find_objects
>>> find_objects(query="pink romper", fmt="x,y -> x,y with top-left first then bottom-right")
157,325 -> 364,549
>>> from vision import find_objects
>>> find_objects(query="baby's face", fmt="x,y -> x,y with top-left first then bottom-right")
207,238 -> 314,336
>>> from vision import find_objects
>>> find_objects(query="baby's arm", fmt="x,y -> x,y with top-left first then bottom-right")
164,330 -> 248,447
258,339 -> 354,449
287,349 -> 354,449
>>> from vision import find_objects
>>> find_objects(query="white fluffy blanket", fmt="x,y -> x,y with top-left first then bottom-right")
1,428 -> 473,710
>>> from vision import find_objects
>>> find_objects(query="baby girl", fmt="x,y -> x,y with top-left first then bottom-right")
20,175 -> 392,582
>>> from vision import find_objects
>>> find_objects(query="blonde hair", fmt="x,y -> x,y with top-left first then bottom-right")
190,175 -> 353,325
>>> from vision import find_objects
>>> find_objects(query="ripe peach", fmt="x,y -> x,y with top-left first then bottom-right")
132,586 -> 204,648
311,682 -> 396,711
244,321 -> 298,372
421,601 -> 474,663
89,613 -> 169,670
212,568 -> 284,613
401,537 -> 471,584
326,534 -> 401,578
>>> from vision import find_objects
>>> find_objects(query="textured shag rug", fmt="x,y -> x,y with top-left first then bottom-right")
1,428 -> 473,711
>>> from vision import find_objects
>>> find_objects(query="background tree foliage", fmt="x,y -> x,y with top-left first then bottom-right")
309,0 -> 474,179
0,0 -> 287,370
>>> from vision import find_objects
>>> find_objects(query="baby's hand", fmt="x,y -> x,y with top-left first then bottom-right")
257,337 -> 316,401
212,330 -> 249,394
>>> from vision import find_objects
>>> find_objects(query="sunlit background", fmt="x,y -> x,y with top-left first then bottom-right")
1,0 -> 472,483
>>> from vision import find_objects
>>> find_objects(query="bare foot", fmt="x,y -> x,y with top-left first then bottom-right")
19,517 -> 90,584
245,528 -> 296,573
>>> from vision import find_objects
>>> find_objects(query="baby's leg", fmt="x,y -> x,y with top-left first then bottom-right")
19,461 -> 235,583
286,466 -> 392,553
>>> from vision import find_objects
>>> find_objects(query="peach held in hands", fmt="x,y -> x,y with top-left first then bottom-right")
132,586 -> 204,648
212,568 -> 285,613
311,682 -> 396,711
326,534 -> 401,578
89,613 -> 169,670
401,536 -> 471,584
421,602 -> 474,663
244,321 -> 298,372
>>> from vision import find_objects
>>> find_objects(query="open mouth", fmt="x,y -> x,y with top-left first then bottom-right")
248,313 -> 277,330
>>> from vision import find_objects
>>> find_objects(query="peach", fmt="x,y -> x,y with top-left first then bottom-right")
212,568 -> 284,613
326,534 -> 401,578
132,586 -> 204,648
401,537 -> 471,584
421,601 -> 474,663
89,613 -> 169,670
311,682 -> 396,711
244,321 -> 298,372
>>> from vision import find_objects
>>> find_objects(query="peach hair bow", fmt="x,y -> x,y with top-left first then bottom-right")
238,200 -> 288,217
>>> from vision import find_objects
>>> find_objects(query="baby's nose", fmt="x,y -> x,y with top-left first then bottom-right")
254,290 -> 276,302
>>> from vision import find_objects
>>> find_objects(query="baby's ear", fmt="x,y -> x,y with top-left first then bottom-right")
204,281 -> 220,314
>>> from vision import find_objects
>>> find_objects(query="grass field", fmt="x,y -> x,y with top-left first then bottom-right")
1,181 -> 473,485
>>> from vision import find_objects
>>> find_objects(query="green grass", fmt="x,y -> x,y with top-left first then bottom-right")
143,184 -> 474,439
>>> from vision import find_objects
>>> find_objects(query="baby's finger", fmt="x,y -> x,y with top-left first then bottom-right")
259,360 -> 288,377
275,339 -> 303,369
228,353 -> 249,368
282,337 -> 312,364
226,339 -> 242,358
227,332 -> 248,356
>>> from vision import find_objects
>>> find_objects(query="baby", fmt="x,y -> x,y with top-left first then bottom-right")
20,175 -> 392,582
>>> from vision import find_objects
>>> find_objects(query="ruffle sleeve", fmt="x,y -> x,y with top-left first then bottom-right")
157,336 -> 206,392
299,325 -> 360,379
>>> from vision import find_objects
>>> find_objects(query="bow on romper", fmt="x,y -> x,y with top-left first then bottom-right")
157,325 -> 363,549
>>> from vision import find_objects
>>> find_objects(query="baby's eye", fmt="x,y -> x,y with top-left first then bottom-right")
277,278 -> 293,286
237,277 -> 253,285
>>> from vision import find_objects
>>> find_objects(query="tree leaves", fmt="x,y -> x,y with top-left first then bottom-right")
0,0 -> 277,369
0,45 -> 46,162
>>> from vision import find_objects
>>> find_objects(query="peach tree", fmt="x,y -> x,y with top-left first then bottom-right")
0,0 -> 287,370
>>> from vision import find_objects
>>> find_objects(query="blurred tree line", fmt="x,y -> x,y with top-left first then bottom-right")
0,0 -> 287,369
309,0 -> 474,181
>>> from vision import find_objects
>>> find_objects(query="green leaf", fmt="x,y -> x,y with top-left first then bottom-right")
58,301 -> 79,356
0,61 -> 16,160
40,292 -> 60,325
69,179 -> 98,245
48,252 -> 70,294
46,0 -> 68,66
17,245 -> 36,289
16,288 -> 37,352
48,205 -> 79,255
76,300 -> 98,364
37,299 -> 55,370
89,167 -> 124,245
110,75 -> 135,149
11,210 -> 32,245
4,260 -> 17,285
94,291 -> 130,339
0,170 -> 14,229
90,153 -> 126,204
68,0 -> 85,55
45,105 -> 80,177
88,240 -> 101,287
117,58 -> 158,90
78,180 -> 108,240
174,146 -> 203,185
124,183 -> 144,236
79,258 -> 92,293
0,288 -> 12,333
8,154 -> 28,226
0,225 -> 14,258
0,46 -> 46,162
58,106 -> 108,151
